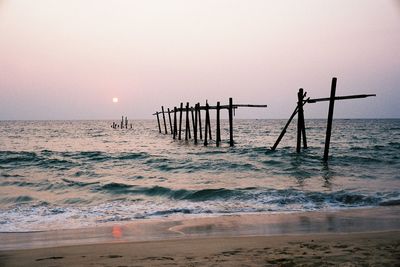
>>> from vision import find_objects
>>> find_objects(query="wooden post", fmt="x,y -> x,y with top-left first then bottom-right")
228,97 -> 234,147
296,89 -> 303,153
198,103 -> 203,140
216,101 -> 221,147
173,107 -> 177,140
125,116 -> 128,129
207,102 -> 212,140
194,105 -> 198,144
156,112 -> 161,133
204,102 -> 209,146
323,77 -> 337,161
185,102 -> 191,140
179,102 -> 183,140
167,108 -> 173,134
121,116 -> 124,129
191,107 -> 196,141
161,106 -> 168,134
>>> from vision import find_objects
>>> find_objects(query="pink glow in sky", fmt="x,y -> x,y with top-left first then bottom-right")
0,0 -> 399,119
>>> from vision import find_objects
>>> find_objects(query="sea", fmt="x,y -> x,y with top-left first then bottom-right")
0,119 -> 399,232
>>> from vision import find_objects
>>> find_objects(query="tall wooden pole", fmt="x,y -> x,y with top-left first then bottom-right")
156,113 -> 161,133
216,101 -> 221,147
179,102 -> 183,140
173,107 -> 177,140
229,97 -> 234,147
167,108 -> 173,134
198,103 -> 203,140
204,102 -> 209,146
296,89 -> 303,153
161,106 -> 167,134
323,77 -> 337,161
185,102 -> 191,140
194,105 -> 198,144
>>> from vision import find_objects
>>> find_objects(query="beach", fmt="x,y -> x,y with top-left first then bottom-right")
1,207 -> 400,266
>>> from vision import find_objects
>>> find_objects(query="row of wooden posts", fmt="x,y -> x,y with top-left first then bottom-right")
153,77 -> 376,161
153,98 -> 268,147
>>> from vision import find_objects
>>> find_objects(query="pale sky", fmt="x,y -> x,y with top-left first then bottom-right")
0,0 -> 399,119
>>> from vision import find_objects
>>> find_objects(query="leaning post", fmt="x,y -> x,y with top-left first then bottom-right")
161,106 -> 168,134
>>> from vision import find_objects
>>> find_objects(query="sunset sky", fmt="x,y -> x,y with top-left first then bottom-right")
0,0 -> 399,119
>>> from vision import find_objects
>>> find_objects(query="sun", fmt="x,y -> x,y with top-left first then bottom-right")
112,97 -> 118,103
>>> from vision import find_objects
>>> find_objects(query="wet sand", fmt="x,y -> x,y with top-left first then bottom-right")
1,207 -> 400,266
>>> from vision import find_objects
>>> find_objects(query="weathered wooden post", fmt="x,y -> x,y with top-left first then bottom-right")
185,102 -> 191,140
173,107 -> 177,140
125,116 -> 128,129
121,116 -> 124,129
161,106 -> 168,134
179,102 -> 183,140
156,112 -> 161,133
323,77 -> 337,161
296,89 -> 304,152
204,101 -> 210,146
167,108 -> 173,134
216,101 -> 221,147
197,103 -> 203,140
207,103 -> 212,140
194,105 -> 198,145
191,107 -> 196,142
229,97 -> 234,147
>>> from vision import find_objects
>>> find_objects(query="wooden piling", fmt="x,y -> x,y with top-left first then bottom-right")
121,116 -> 124,129
194,105 -> 198,144
173,107 -> 177,140
156,112 -> 161,133
296,89 -> 303,153
185,102 -> 191,140
161,106 -> 168,134
323,77 -> 337,161
167,108 -> 173,134
229,97 -> 234,147
198,103 -> 203,140
179,102 -> 183,140
125,117 -> 128,129
216,101 -> 221,147
204,102 -> 209,146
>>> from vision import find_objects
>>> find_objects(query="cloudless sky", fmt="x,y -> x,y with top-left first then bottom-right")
0,0 -> 399,119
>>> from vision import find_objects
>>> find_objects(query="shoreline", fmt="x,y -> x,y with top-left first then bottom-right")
1,206 -> 399,251
1,207 -> 400,266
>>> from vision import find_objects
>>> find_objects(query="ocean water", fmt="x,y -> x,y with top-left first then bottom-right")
0,119 -> 399,232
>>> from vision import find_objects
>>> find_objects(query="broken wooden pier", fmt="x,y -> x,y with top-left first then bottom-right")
153,98 -> 268,147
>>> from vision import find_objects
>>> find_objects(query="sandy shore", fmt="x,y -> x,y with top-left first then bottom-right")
1,231 -> 399,266
1,207 -> 400,266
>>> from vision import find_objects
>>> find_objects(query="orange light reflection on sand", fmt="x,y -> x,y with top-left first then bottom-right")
112,225 -> 123,239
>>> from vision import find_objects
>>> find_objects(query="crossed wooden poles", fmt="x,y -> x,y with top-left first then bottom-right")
153,98 -> 268,147
271,77 -> 376,161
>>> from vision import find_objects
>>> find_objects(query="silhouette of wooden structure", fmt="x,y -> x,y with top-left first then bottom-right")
153,77 -> 376,161
153,98 -> 268,147
271,77 -> 376,161
111,116 -> 132,129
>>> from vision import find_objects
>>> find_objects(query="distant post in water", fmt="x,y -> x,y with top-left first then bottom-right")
179,102 -> 183,140
194,105 -> 198,144
229,97 -> 234,147
185,102 -> 191,140
125,116 -> 128,129
156,112 -> 161,133
323,77 -> 337,162
216,101 -> 221,147
167,108 -> 173,134
161,106 -> 167,134
173,107 -> 177,140
204,101 -> 209,146
121,116 -> 124,129
197,103 -> 203,140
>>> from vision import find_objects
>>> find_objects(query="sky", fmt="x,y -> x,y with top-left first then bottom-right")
0,0 -> 399,120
